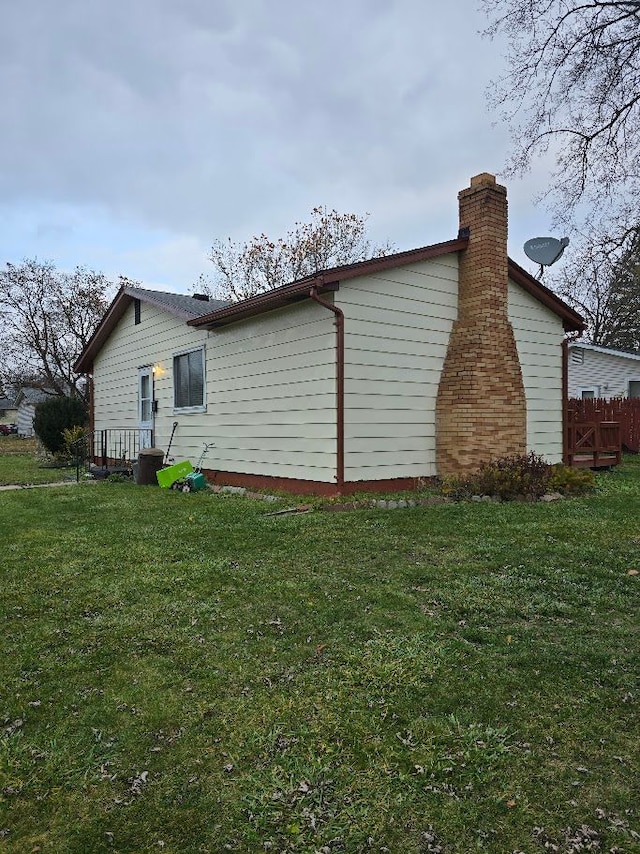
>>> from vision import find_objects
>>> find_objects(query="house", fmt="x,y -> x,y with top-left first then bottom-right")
75,173 -> 584,495
14,386 -> 57,438
0,395 -> 18,430
568,341 -> 640,399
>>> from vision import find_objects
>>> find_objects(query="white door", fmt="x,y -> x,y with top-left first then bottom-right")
138,367 -> 154,449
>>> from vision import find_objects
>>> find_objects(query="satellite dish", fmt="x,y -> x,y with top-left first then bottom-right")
524,237 -> 569,278
524,236 -> 569,266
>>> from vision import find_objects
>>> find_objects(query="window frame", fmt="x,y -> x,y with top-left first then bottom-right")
577,386 -> 599,400
172,346 -> 206,413
627,378 -> 640,399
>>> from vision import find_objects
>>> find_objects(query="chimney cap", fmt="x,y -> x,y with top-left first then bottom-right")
470,172 -> 497,188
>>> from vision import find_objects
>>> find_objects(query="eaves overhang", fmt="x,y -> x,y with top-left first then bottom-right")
507,259 -> 585,333
74,286 -> 222,374
189,237 -> 470,329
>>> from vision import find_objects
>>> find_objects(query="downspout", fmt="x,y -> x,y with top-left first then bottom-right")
310,283 -> 345,492
562,331 -> 583,464
87,372 -> 95,459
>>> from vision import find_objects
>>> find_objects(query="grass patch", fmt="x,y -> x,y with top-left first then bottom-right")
0,436 -> 76,486
0,461 -> 639,852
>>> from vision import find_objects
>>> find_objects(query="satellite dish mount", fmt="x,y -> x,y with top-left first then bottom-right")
523,236 -> 570,279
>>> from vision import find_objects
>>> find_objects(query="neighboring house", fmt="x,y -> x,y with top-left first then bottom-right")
568,342 -> 640,400
0,396 -> 18,428
14,387 -> 57,437
75,173 -> 584,495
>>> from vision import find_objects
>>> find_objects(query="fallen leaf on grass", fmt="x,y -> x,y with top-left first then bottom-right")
3,719 -> 24,736
627,569 -> 638,576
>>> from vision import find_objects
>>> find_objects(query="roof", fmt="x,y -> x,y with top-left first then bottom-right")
15,386 -> 57,406
75,236 -> 585,373
506,259 -> 584,333
569,341 -> 640,362
74,286 -> 229,373
189,238 -> 469,329
188,241 -> 584,333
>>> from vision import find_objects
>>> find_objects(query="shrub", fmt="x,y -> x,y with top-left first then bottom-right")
33,396 -> 87,455
548,464 -> 595,495
441,452 -> 592,501
60,425 -> 88,464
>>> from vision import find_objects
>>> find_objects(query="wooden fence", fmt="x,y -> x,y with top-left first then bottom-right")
567,398 -> 640,453
565,418 -> 622,468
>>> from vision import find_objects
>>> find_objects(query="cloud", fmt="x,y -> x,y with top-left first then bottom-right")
0,0 -> 552,285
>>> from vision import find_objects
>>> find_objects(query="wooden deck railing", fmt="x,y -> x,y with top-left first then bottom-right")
568,398 -> 640,453
566,419 -> 621,468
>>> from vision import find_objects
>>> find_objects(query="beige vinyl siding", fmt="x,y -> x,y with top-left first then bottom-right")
92,302 -> 209,459
508,279 -> 565,462
337,256 -> 459,481
205,301 -> 336,482
568,346 -> 640,399
94,300 -> 337,482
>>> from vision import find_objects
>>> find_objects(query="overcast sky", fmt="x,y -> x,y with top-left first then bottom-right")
0,0 -> 558,293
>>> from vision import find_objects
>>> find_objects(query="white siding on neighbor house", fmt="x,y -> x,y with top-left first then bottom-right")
205,301 -> 336,482
568,345 -> 640,399
0,406 -> 17,427
17,403 -> 36,437
92,301 -> 209,461
508,279 -> 565,463
336,256 -> 460,482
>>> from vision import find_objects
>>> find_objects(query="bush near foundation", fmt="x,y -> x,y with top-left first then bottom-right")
548,463 -> 595,495
442,452 -> 594,501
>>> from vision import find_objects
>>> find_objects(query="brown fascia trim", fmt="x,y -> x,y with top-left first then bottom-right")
75,285 -> 128,373
508,259 -> 585,333
74,286 -> 211,374
189,237 -> 469,329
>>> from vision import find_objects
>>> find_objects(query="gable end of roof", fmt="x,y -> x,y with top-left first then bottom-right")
507,259 -> 584,333
74,286 -> 229,373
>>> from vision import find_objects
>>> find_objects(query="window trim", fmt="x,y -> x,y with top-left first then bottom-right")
577,386 -> 599,399
172,346 -> 206,413
627,378 -> 640,399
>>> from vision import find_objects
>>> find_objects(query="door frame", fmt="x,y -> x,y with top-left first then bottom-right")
138,366 -> 154,449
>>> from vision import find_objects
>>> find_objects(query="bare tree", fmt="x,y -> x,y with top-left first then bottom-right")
0,259 -> 114,400
482,0 -> 640,231
550,223 -> 640,346
200,207 -> 394,302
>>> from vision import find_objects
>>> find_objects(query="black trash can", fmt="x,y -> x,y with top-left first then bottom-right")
136,447 -> 165,485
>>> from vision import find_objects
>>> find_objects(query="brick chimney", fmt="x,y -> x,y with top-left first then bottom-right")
435,173 -> 526,476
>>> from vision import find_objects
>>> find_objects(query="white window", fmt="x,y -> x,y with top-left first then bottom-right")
173,348 -> 205,411
578,386 -> 599,399
628,380 -> 640,398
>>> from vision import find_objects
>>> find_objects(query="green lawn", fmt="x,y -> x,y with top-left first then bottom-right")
0,459 -> 638,853
0,436 -> 78,486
